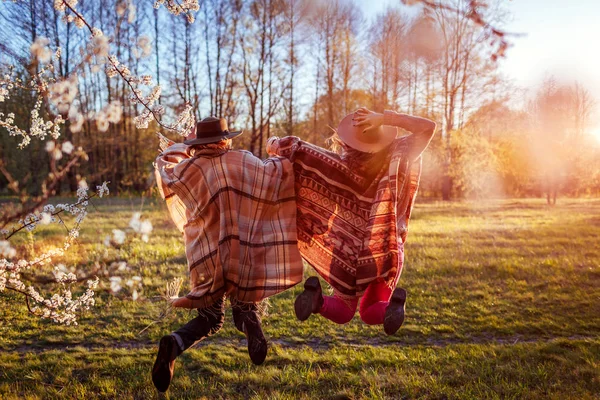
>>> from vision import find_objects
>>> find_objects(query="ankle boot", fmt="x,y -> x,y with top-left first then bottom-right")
294,276 -> 324,322
152,299 -> 224,392
232,303 -> 268,365
383,287 -> 407,335
152,335 -> 180,393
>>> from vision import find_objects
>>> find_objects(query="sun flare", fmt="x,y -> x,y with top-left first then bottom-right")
590,127 -> 600,143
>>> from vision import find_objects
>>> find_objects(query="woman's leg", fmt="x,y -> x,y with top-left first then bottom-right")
295,276 -> 358,324
358,281 -> 393,325
231,299 -> 268,365
319,294 -> 358,324
153,297 -> 225,392
360,248 -> 405,326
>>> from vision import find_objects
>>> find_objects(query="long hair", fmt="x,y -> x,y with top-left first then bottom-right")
325,126 -> 343,154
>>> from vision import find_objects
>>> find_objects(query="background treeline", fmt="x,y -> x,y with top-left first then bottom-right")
1,0 -> 599,200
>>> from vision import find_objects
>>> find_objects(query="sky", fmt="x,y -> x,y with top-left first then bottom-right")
357,0 -> 600,131
501,0 -> 600,99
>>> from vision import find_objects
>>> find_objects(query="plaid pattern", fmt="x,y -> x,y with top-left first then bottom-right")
267,111 -> 431,300
155,141 -> 303,309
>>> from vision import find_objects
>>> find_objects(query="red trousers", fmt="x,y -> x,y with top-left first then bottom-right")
319,249 -> 403,325
319,280 -> 393,324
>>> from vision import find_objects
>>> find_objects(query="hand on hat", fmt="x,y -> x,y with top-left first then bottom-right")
352,107 -> 384,133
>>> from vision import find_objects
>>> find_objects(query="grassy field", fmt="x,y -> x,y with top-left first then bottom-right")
1,197 -> 599,399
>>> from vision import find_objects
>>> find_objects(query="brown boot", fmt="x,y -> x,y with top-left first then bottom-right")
243,312 -> 268,365
151,335 -> 179,393
294,276 -> 324,322
232,303 -> 268,365
383,288 -> 407,335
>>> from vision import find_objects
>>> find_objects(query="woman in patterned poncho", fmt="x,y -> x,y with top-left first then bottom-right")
267,107 -> 436,335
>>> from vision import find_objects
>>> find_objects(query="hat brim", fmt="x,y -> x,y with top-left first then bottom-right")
183,130 -> 243,146
337,114 -> 397,153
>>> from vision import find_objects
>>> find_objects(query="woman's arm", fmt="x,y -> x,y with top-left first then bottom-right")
266,136 -> 303,160
383,110 -> 437,161
353,108 -> 437,161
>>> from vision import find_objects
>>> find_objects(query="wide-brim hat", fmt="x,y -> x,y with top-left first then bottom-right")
336,113 -> 397,153
184,116 -> 243,145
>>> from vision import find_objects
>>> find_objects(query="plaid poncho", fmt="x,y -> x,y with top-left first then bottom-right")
155,141 -> 303,309
267,111 -> 434,299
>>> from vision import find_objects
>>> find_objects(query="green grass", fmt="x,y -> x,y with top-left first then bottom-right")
1,197 -> 600,399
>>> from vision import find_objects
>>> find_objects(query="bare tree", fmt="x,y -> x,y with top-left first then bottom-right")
367,7 -> 409,111
308,0 -> 360,127
201,0 -> 243,121
240,0 -> 288,156
431,0 -> 499,200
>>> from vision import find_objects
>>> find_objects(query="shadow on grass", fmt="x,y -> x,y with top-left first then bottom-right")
1,339 -> 599,399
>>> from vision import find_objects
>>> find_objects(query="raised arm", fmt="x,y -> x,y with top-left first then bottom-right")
353,107 -> 437,161
384,110 -> 437,161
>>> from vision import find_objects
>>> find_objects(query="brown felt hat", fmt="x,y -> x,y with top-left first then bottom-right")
184,117 -> 243,145
337,113 -> 397,153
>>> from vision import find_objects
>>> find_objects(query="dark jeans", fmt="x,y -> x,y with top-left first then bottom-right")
171,297 -> 225,352
171,297 -> 261,353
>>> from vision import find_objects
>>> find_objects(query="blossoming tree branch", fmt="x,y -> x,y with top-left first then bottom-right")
0,0 -> 200,325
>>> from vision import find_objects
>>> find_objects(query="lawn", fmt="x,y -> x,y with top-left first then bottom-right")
1,197 -> 599,399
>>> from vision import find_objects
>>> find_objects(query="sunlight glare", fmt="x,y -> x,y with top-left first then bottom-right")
591,127 -> 600,143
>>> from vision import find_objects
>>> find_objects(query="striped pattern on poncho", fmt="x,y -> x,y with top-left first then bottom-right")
155,141 -> 304,309
267,112 -> 432,299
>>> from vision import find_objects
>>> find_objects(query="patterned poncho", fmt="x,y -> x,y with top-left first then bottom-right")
267,111 -> 433,299
155,141 -> 304,309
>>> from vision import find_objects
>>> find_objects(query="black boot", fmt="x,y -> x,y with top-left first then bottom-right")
232,302 -> 268,365
383,288 -> 407,335
152,298 -> 225,392
294,276 -> 324,322
152,334 -> 179,393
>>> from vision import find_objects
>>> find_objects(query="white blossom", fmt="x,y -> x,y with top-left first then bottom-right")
0,241 -> 16,259
105,101 -> 122,124
112,229 -> 126,245
62,141 -> 74,154
97,181 -> 109,198
0,178 -> 103,325
76,185 -> 88,200
90,34 -> 109,59
0,87 -> 8,102
129,212 -> 142,231
40,213 -> 52,225
49,76 -> 78,113
129,213 -> 153,242
69,109 -> 85,133
30,37 -> 52,63
133,110 -> 152,129
154,0 -> 199,23
109,276 -> 122,293
137,36 -> 151,58
52,147 -> 63,161
74,16 -> 86,28
1,96 -> 66,148
96,111 -> 109,132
